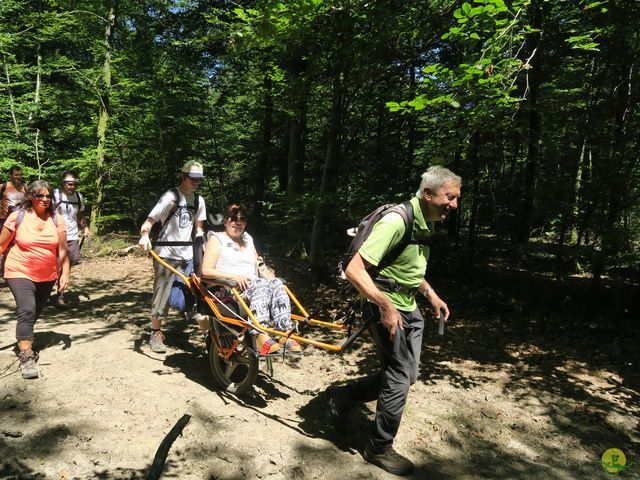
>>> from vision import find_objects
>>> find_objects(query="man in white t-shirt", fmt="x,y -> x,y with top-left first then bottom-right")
138,161 -> 207,353
52,170 -> 91,306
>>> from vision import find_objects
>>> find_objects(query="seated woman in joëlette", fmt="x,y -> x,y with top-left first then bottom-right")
201,204 -> 302,354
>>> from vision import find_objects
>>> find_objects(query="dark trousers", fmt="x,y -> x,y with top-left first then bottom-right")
6,278 -> 56,341
343,301 -> 425,453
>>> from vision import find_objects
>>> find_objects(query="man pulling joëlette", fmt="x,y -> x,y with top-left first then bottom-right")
138,161 -> 207,353
327,165 -> 461,477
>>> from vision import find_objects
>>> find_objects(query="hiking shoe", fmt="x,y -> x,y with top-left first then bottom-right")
324,386 -> 352,434
19,349 -> 39,379
363,445 -> 414,476
149,330 -> 167,353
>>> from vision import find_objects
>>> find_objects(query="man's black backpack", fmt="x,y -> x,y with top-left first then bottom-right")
338,200 -> 422,282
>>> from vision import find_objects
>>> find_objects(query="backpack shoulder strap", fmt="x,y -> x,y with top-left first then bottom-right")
377,200 -> 415,272
76,191 -> 83,209
53,188 -> 61,210
157,188 -> 180,239
16,208 -> 26,228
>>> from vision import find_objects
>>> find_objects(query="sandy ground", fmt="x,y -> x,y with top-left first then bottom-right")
1,254 -> 639,480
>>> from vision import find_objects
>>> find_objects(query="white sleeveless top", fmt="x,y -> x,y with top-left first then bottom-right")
210,231 -> 257,278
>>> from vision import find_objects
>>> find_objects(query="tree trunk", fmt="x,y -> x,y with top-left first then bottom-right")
515,0 -> 547,243
310,72 -> 344,278
556,58 -> 596,277
91,2 -> 118,234
253,75 -> 273,235
33,45 -> 44,176
287,103 -> 306,199
466,133 -> 480,251
1,48 -> 20,137
406,62 -> 416,178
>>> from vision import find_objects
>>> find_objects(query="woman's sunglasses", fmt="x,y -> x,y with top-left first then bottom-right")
34,194 -> 52,200
228,215 -> 247,223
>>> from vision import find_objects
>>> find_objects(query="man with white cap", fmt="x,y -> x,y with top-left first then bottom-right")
52,170 -> 90,306
138,161 -> 207,353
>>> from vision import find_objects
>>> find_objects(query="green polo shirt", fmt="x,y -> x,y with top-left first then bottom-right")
359,196 -> 434,312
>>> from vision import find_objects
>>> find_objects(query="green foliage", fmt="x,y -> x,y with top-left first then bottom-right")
0,0 -> 638,284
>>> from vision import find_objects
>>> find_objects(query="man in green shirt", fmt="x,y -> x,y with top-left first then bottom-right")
328,166 -> 461,476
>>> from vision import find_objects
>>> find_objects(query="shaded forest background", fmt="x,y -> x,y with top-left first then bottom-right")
1,0 -> 638,320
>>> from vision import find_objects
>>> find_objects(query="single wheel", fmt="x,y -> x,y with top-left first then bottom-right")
208,330 -> 258,395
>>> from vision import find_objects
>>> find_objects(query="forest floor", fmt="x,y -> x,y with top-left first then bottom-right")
1,240 -> 639,480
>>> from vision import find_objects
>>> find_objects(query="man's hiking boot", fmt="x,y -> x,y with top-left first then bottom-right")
149,330 -> 167,353
324,386 -> 352,434
19,349 -> 39,379
362,445 -> 414,476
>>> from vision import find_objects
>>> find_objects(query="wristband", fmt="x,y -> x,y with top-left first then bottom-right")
422,287 -> 433,297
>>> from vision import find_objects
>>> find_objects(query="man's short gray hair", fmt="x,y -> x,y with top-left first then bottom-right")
416,165 -> 461,197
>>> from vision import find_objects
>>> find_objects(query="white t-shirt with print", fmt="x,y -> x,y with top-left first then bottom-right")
149,189 -> 206,260
54,189 -> 84,241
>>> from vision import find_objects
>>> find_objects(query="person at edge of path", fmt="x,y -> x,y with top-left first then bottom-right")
0,165 -> 26,228
0,165 -> 26,282
137,161 -> 207,354
0,180 -> 70,379
325,165 -> 461,477
52,170 -> 91,307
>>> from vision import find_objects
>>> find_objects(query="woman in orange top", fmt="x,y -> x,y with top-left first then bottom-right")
0,180 -> 70,379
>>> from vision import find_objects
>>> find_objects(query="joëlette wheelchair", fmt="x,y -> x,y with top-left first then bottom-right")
150,251 -> 370,395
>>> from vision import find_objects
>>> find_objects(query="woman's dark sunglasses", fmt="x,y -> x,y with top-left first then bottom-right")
34,194 -> 52,200
228,215 -> 247,222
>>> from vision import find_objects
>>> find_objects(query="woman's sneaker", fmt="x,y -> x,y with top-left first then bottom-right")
362,445 -> 414,476
19,349 -> 39,379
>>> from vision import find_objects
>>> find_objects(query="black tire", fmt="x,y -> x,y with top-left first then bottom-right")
208,331 -> 258,395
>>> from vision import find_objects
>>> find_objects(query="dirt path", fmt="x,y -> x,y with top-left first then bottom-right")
1,255 -> 638,479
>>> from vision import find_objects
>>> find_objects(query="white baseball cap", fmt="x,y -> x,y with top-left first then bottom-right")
181,160 -> 204,178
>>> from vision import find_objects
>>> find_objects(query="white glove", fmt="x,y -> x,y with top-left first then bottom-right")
138,233 -> 152,252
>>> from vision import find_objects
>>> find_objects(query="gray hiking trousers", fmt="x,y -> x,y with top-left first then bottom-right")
342,301 -> 425,453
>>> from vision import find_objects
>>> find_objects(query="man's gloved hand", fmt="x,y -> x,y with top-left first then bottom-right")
138,233 -> 152,252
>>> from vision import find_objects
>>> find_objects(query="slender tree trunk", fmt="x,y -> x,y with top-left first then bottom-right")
310,72 -> 344,278
91,2 -> 118,234
253,75 -> 273,235
287,99 -> 307,199
556,58 -> 596,277
466,133 -> 480,251
1,48 -> 20,137
32,45 -> 46,176
279,120 -> 289,193
258,76 -> 273,201
515,0 -> 546,243
406,62 -> 417,181
589,62 -> 632,311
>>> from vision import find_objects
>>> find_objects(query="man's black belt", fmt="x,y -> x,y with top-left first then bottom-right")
155,240 -> 193,246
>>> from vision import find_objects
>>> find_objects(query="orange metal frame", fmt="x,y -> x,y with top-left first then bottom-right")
150,251 -> 351,355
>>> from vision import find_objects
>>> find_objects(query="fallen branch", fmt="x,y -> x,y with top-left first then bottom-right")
145,414 -> 191,480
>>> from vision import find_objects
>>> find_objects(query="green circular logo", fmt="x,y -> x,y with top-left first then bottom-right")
601,449 -> 627,476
